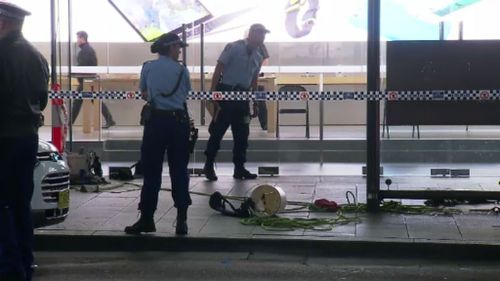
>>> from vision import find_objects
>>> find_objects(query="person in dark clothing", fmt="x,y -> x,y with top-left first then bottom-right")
72,31 -> 115,129
0,3 -> 49,281
124,32 -> 192,236
254,44 -> 270,131
254,84 -> 268,130
203,23 -> 269,181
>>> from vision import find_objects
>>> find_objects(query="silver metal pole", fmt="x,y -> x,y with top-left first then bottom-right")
319,73 -> 324,164
439,21 -> 445,40
200,23 -> 206,126
182,24 -> 187,66
459,21 -> 464,40
67,0 -> 73,151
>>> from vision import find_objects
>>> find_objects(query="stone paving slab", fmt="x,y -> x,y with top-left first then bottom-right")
35,175 -> 500,257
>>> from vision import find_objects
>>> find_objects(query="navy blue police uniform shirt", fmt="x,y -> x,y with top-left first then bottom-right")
140,55 -> 191,111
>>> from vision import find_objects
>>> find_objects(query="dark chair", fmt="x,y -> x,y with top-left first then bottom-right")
276,85 -> 310,138
382,102 -> 420,139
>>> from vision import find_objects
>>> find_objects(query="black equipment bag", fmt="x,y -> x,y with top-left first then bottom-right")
209,192 -> 255,218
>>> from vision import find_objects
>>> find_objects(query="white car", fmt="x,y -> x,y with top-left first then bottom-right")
32,140 -> 70,227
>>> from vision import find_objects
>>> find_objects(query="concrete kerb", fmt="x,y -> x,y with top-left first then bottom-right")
34,234 -> 500,260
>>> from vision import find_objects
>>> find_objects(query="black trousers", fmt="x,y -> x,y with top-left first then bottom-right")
0,135 -> 38,281
255,101 -> 267,130
139,112 -> 192,215
72,78 -> 114,124
71,100 -> 114,125
255,85 -> 267,130
205,103 -> 250,167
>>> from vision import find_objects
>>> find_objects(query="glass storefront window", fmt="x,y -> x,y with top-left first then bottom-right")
34,0 -> 500,197
380,0 -> 500,206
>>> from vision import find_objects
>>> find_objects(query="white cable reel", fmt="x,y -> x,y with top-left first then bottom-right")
250,184 -> 287,217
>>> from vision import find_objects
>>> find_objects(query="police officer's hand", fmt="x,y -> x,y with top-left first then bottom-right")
251,102 -> 259,118
213,102 -> 221,121
39,114 -> 45,127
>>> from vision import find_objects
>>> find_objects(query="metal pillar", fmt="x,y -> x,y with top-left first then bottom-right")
200,23 -> 206,126
67,0 -> 73,151
50,0 -> 57,87
439,21 -> 445,40
319,73 -> 324,164
181,24 -> 187,67
459,21 -> 464,40
366,0 -> 381,212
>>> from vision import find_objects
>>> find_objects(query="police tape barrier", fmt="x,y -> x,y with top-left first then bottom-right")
48,89 -> 500,101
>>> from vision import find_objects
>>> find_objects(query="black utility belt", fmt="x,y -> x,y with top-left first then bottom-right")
217,83 -> 250,91
152,109 -> 186,118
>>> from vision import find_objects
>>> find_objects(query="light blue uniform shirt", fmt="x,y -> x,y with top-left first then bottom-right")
218,40 -> 266,90
140,55 -> 191,111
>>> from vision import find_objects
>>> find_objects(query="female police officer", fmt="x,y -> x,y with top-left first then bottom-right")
125,32 -> 192,235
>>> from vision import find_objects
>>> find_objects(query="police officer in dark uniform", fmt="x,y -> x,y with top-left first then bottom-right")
125,32 -> 192,236
0,2 -> 49,280
203,23 -> 269,181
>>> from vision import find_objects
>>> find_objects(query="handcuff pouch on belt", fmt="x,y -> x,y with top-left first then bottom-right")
188,122 -> 198,154
139,104 -> 152,126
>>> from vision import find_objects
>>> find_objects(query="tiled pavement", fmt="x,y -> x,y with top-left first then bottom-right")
36,165 -> 500,249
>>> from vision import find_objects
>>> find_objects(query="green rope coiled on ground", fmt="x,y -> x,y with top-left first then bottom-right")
240,213 -> 361,231
339,201 -> 461,215
242,201 -> 461,231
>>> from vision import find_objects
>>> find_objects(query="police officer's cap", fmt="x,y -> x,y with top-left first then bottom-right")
151,32 -> 188,54
0,1 -> 31,21
249,23 -> 270,34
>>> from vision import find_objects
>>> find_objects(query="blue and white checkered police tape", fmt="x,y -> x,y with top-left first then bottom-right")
47,89 -> 500,101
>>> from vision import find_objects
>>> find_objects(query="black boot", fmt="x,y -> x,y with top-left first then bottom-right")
175,207 -> 188,235
102,120 -> 116,129
124,213 -> 156,234
0,270 -> 26,281
203,161 -> 218,181
233,166 -> 257,180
